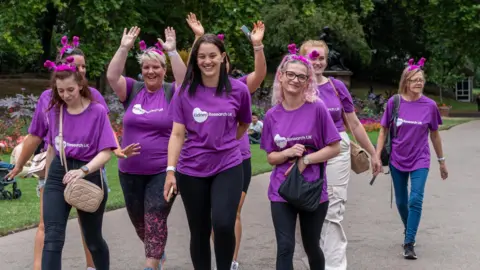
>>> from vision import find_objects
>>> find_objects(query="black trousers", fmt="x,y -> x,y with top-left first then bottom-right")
42,156 -> 109,270
177,164 -> 243,270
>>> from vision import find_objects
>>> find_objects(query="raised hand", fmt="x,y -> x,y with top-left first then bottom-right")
158,27 -> 177,52
250,21 -> 265,46
186,12 -> 204,37
120,26 -> 141,50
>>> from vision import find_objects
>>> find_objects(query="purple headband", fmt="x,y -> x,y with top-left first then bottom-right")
286,43 -> 310,65
60,35 -> 80,58
44,56 -> 77,72
308,50 -> 320,60
408,57 -> 426,71
217,34 -> 225,42
139,40 -> 164,55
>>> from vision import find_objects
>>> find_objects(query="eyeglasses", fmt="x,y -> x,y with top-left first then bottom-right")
408,78 -> 425,84
284,71 -> 309,83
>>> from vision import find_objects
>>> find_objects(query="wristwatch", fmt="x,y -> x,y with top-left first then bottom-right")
438,157 -> 446,163
166,166 -> 176,173
80,165 -> 89,175
302,156 -> 311,165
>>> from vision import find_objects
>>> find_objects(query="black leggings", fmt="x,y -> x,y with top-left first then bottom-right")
118,171 -> 175,260
271,201 -> 329,270
242,158 -> 252,193
42,156 -> 109,270
177,164 -> 243,270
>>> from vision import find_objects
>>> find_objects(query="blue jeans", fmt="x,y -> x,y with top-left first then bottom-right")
389,165 -> 429,244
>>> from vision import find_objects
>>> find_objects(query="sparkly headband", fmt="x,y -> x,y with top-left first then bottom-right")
60,36 -> 80,58
44,56 -> 76,72
408,57 -> 426,71
139,40 -> 164,55
286,43 -> 309,65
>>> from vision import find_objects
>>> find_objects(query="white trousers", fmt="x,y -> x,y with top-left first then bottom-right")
320,132 -> 351,270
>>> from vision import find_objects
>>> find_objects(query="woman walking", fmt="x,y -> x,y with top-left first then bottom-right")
299,40 -> 382,270
164,33 -> 252,270
106,26 -> 186,270
376,58 -> 448,259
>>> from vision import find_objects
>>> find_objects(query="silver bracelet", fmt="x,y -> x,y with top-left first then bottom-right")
167,50 -> 178,57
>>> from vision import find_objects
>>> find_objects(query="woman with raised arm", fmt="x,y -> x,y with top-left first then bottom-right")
34,57 -> 116,270
186,13 -> 266,270
299,40 -> 382,270
164,34 -> 252,270
106,26 -> 186,270
5,36 -> 129,270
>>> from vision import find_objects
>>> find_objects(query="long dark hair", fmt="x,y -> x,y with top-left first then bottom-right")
181,34 -> 232,96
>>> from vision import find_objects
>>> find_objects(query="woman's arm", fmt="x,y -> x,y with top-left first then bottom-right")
44,144 -> 55,179
430,130 -> 444,160
167,122 -> 186,173
159,27 -> 187,87
84,149 -> 112,175
375,127 -> 388,157
106,27 -> 140,102
236,122 -> 249,140
246,21 -> 267,94
185,12 -> 204,64
304,141 -> 340,164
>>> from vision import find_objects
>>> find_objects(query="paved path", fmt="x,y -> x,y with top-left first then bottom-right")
1,121 -> 479,269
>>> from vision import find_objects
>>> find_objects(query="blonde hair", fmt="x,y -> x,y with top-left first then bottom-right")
136,49 -> 166,68
398,67 -> 425,95
271,54 -> 319,105
299,40 -> 330,56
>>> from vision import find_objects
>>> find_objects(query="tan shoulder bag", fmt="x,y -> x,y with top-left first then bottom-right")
58,104 -> 104,213
328,79 -> 370,174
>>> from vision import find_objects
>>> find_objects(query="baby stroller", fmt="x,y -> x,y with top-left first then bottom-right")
0,161 -> 22,200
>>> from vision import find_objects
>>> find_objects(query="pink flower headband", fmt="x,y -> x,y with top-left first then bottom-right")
408,57 -> 426,71
139,40 -> 164,55
308,50 -> 320,60
43,56 -> 77,72
60,35 -> 80,58
217,34 -> 225,42
286,43 -> 310,65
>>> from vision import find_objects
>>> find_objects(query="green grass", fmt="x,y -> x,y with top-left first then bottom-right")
0,145 -> 271,236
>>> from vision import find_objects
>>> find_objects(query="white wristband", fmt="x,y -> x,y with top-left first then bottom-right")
167,50 -> 178,57
166,166 -> 176,172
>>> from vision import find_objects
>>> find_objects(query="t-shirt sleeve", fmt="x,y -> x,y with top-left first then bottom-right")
170,89 -> 185,125
429,102 -> 443,131
260,112 -> 275,153
90,88 -> 110,114
317,101 -> 342,146
96,108 -> 118,153
237,84 -> 252,124
28,91 -> 50,139
334,79 -> 354,113
380,97 -> 394,128
238,75 -> 248,86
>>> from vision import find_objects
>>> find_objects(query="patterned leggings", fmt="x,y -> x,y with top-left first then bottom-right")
119,171 -> 175,259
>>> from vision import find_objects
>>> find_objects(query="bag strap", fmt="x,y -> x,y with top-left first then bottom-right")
328,78 -> 358,144
388,94 -> 400,209
163,82 -> 174,104
58,104 -> 103,190
124,80 -> 145,109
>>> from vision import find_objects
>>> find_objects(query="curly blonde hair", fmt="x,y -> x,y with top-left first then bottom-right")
136,48 -> 166,68
271,54 -> 319,105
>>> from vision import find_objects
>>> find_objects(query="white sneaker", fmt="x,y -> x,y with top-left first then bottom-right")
231,261 -> 239,270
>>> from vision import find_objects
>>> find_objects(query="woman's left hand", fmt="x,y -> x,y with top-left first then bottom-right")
284,157 -> 307,176
440,162 -> 448,180
63,169 -> 85,185
250,21 -> 265,46
158,27 -> 176,52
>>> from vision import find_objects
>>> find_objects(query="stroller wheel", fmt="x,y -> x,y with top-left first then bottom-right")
13,189 -> 22,199
1,190 -> 12,200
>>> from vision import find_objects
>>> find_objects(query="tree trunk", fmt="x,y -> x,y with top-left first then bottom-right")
39,3 -> 58,65
439,86 -> 443,104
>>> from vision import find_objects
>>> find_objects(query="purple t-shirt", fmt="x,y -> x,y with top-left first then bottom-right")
170,77 -> 252,177
31,102 -> 117,162
260,100 -> 342,203
118,77 -> 174,175
237,75 -> 252,160
28,88 -> 110,150
381,95 -> 442,172
317,78 -> 354,132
